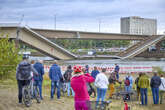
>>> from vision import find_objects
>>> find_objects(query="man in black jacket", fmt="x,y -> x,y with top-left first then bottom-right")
16,55 -> 38,104
150,72 -> 161,104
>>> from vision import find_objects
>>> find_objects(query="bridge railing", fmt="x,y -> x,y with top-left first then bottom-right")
118,35 -> 159,57
120,35 -> 165,58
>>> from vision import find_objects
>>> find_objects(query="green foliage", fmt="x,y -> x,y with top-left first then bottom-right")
161,40 -> 165,48
152,66 -> 165,75
51,39 -> 130,50
0,34 -> 22,80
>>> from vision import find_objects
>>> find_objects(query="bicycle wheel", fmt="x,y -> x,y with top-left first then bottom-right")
22,86 -> 32,107
34,86 -> 41,103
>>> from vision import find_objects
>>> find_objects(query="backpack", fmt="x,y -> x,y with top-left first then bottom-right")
18,63 -> 31,80
64,70 -> 72,82
64,73 -> 68,81
125,77 -> 130,86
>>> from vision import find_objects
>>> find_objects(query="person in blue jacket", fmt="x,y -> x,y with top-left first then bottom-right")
114,64 -> 120,80
49,61 -> 62,99
91,66 -> 100,79
33,60 -> 44,100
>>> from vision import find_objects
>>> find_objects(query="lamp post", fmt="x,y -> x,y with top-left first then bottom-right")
99,19 -> 101,32
54,14 -> 57,29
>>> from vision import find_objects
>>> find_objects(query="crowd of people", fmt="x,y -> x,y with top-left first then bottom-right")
16,56 -> 165,110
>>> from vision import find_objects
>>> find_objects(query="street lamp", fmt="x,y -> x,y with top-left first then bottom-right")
54,14 -> 57,29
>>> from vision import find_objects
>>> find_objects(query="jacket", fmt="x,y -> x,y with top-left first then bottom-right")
138,75 -> 149,88
150,75 -> 161,88
16,60 -> 38,80
159,77 -> 165,91
115,65 -> 120,73
91,70 -> 99,79
49,64 -> 62,81
64,69 -> 73,82
95,73 -> 109,89
33,62 -> 44,81
135,77 -> 140,88
108,73 -> 116,84
71,73 -> 94,101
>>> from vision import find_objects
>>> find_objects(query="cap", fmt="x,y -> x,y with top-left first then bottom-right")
22,54 -> 29,60
73,65 -> 82,73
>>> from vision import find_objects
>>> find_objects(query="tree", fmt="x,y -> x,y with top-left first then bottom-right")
0,34 -> 22,79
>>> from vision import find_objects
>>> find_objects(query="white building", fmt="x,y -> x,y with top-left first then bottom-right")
120,16 -> 157,35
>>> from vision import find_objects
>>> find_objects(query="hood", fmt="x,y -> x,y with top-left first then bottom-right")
72,73 -> 83,78
35,62 -> 41,65
19,60 -> 30,65
52,64 -> 58,67
66,69 -> 73,73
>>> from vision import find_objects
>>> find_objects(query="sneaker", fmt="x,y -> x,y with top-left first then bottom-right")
101,106 -> 104,110
95,105 -> 99,109
18,102 -> 22,105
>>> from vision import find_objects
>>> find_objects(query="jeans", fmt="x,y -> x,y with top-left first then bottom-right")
66,82 -> 74,96
34,80 -> 43,99
140,88 -> 148,105
17,80 -> 30,103
151,88 -> 159,104
125,86 -> 132,92
116,73 -> 119,80
96,88 -> 107,106
51,81 -> 61,99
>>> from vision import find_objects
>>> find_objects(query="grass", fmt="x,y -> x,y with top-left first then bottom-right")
0,73 -> 165,110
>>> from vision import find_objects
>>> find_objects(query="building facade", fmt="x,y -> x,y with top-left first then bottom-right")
120,16 -> 157,35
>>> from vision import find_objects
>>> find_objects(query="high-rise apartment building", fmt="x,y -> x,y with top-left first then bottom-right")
120,16 -> 157,35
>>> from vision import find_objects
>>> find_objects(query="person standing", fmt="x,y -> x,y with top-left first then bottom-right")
124,73 -> 133,92
63,65 -> 74,96
49,61 -> 63,99
108,72 -> 116,99
71,65 -> 94,110
150,72 -> 161,104
95,68 -> 109,108
91,66 -> 100,79
114,64 -> 120,80
85,65 -> 89,73
138,73 -> 149,105
33,60 -> 45,100
16,55 -> 38,104
159,74 -> 165,104
135,73 -> 142,101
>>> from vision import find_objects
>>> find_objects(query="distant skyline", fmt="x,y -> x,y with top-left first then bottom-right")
0,0 -> 165,34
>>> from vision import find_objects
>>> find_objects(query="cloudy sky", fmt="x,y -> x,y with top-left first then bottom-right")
0,0 -> 165,33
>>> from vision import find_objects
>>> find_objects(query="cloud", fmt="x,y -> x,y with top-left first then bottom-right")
0,0 -> 164,33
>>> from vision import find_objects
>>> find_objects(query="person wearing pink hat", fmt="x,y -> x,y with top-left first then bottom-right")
71,65 -> 94,110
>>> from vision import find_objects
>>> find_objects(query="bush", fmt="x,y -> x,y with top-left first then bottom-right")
152,66 -> 165,75
0,34 -> 22,80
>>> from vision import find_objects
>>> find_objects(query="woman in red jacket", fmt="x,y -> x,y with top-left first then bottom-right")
71,65 -> 94,110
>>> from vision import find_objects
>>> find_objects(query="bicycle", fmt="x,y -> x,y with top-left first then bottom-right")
87,100 -> 112,110
22,78 -> 41,107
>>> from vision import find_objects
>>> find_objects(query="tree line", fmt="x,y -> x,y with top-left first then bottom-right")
51,39 -> 130,50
